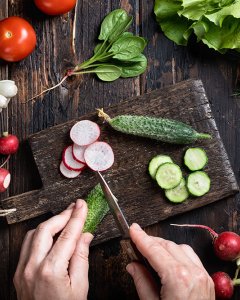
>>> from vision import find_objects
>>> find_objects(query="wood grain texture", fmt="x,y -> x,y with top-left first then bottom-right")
1,79 -> 238,247
0,0 -> 240,299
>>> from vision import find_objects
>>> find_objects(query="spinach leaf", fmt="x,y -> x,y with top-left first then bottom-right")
94,65 -> 122,81
120,54 -> 147,78
98,9 -> 132,42
110,36 -> 147,61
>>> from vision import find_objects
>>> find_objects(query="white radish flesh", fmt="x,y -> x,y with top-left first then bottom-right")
70,120 -> 100,146
60,161 -> 81,178
0,168 -> 11,192
63,145 -> 86,171
72,143 -> 87,164
0,80 -> 18,98
84,141 -> 114,171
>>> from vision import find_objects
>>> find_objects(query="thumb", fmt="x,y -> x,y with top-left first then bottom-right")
126,262 -> 159,300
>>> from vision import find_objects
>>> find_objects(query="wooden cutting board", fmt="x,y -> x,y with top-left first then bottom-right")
1,79 -> 239,245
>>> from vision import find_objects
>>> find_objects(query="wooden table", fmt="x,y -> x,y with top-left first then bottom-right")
0,1 -> 239,299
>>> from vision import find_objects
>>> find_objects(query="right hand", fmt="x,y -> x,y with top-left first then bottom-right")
127,223 -> 215,300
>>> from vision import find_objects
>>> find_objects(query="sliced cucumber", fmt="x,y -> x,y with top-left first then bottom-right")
149,155 -> 173,180
165,178 -> 189,203
187,171 -> 211,196
156,162 -> 182,189
184,148 -> 208,171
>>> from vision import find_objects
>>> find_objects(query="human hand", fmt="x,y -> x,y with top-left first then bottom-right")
14,200 -> 93,300
126,223 -> 215,300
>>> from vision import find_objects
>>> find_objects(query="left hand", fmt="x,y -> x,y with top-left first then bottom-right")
14,199 -> 93,300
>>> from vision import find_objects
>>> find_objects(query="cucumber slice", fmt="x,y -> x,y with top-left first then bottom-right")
149,155 -> 173,180
184,148 -> 208,171
187,171 -> 211,196
156,162 -> 182,189
165,178 -> 189,203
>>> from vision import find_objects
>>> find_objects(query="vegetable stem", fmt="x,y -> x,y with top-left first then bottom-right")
197,133 -> 212,139
170,224 -> 218,239
234,267 -> 240,281
0,154 -> 11,168
97,108 -> 112,122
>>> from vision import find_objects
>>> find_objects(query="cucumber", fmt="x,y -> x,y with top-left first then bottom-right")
97,109 -> 211,145
165,178 -> 189,203
187,171 -> 211,197
184,148 -> 208,171
156,162 -> 182,189
149,155 -> 173,179
83,184 -> 109,233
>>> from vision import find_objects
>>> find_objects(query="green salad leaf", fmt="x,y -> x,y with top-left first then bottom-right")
154,0 -> 240,53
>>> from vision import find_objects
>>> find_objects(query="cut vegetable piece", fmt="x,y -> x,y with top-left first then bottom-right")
83,184 -> 110,233
84,141 -> 114,171
165,178 -> 189,203
156,162 -> 182,189
63,145 -> 86,171
72,143 -> 87,164
184,147 -> 208,171
149,155 -> 173,180
70,120 -> 100,146
187,171 -> 211,196
60,161 -> 81,178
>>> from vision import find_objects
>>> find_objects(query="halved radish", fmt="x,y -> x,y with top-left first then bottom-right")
0,168 -> 11,192
84,141 -> 114,171
63,145 -> 85,171
70,120 -> 100,146
72,143 -> 87,164
60,161 -> 81,178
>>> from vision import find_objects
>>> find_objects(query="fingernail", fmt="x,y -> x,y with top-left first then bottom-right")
131,223 -> 142,231
67,203 -> 75,210
84,233 -> 94,244
126,263 -> 135,276
76,199 -> 84,209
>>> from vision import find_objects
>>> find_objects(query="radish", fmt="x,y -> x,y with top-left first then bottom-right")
62,145 -> 86,171
60,161 -> 81,179
84,141 -> 114,171
211,272 -> 234,299
171,224 -> 240,261
70,120 -> 100,146
72,143 -> 87,164
0,132 -> 19,155
0,168 -> 11,192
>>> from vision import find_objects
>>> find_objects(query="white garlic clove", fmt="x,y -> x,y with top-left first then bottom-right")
0,80 -> 18,98
0,95 -> 8,108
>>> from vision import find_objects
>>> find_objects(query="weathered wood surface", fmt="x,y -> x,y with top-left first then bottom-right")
1,79 -> 239,248
0,0 -> 240,299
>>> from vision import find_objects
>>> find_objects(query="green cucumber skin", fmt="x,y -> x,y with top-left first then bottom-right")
83,184 -> 109,233
109,115 -> 211,144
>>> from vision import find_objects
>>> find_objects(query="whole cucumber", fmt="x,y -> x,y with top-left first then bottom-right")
97,109 -> 211,144
83,184 -> 109,233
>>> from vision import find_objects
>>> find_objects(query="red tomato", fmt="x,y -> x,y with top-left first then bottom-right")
0,17 -> 37,62
34,0 -> 77,15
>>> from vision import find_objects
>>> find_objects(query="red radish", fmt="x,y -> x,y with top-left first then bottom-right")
60,161 -> 81,179
0,132 -> 19,155
211,272 -> 234,299
70,120 -> 100,146
62,145 -> 86,171
72,143 -> 87,164
0,168 -> 11,192
171,224 -> 240,261
84,141 -> 114,171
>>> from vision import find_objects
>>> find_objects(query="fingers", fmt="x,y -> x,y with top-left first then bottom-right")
179,244 -> 204,268
26,203 -> 75,268
129,223 -> 173,275
14,229 -> 35,285
69,232 -> 93,292
47,199 -> 88,265
126,262 -> 159,300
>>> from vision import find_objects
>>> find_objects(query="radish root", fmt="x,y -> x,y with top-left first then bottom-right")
0,154 -> 11,168
170,223 -> 218,239
0,208 -> 16,217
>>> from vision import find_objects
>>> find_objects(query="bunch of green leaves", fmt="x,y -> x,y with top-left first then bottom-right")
74,9 -> 148,81
154,0 -> 240,53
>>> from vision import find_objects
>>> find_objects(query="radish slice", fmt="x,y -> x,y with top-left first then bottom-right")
72,143 -> 87,164
60,161 -> 81,178
84,141 -> 114,171
63,145 -> 86,171
70,120 -> 100,146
